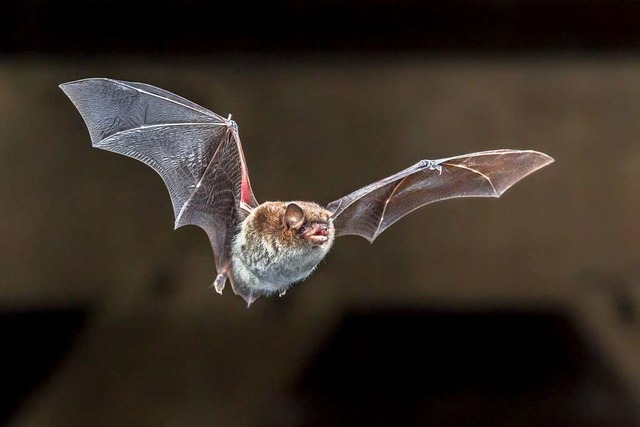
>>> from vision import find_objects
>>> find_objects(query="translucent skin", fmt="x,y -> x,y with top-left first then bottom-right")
230,201 -> 335,299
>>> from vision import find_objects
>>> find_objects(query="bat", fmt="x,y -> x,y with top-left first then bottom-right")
60,78 -> 554,306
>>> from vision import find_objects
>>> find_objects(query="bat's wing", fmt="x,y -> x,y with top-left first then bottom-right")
60,78 -> 258,295
326,149 -> 553,242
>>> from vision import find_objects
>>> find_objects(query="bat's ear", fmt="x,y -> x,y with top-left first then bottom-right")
284,203 -> 305,230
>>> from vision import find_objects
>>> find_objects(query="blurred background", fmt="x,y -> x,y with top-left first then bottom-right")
2,1 -> 640,426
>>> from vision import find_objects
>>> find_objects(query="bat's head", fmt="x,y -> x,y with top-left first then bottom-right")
244,201 -> 335,251
282,202 -> 334,247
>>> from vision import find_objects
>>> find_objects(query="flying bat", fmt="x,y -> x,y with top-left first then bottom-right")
60,78 -> 554,306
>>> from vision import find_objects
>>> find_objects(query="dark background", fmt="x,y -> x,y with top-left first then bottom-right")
5,1 -> 640,55
2,1 -> 640,426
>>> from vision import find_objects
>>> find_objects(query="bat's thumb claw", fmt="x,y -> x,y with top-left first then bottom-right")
420,159 -> 443,174
212,273 -> 227,294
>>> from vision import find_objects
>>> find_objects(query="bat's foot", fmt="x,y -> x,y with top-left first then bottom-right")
278,289 -> 287,297
212,273 -> 227,294
420,159 -> 443,175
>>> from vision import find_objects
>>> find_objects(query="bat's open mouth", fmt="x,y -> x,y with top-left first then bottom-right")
303,222 -> 330,245
313,228 -> 329,237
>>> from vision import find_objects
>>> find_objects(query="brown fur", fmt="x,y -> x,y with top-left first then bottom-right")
247,201 -> 332,248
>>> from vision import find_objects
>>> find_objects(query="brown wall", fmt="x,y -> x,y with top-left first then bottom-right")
1,57 -> 638,425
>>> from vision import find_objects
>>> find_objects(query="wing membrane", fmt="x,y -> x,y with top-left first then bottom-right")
327,149 -> 553,242
60,78 -> 258,272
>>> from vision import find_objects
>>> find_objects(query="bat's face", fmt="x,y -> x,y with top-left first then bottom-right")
281,202 -> 334,247
242,201 -> 335,250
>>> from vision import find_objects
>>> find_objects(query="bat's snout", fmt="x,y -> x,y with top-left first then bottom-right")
303,222 -> 331,245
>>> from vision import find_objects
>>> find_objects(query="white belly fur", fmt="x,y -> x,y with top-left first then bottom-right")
230,229 -> 332,295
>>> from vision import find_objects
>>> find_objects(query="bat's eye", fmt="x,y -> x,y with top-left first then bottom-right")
298,226 -> 307,234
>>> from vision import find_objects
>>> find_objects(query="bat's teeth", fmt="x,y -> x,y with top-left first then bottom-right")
304,222 -> 330,245
309,223 -> 329,237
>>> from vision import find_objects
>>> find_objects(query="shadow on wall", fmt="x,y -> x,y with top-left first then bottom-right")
0,309 -> 89,425
286,308 -> 639,427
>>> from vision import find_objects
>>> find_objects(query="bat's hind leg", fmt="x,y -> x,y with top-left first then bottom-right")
212,273 -> 227,294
